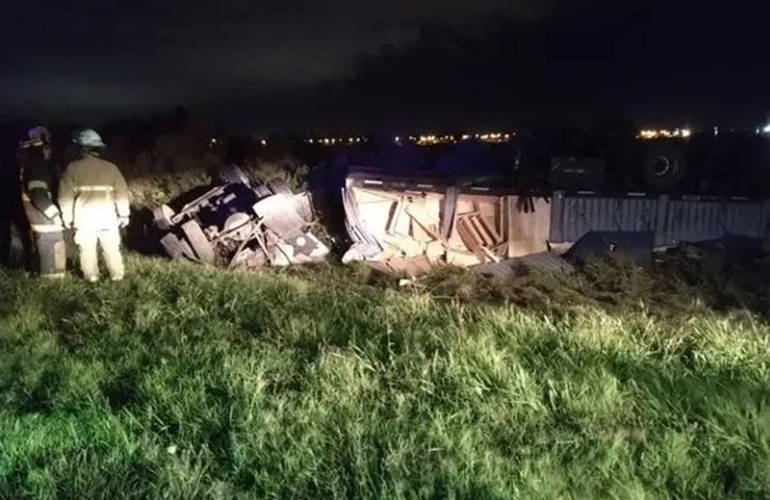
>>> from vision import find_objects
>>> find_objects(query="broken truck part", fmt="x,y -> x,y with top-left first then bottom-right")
340,169 -> 770,277
151,171 -> 328,270
341,171 -> 553,277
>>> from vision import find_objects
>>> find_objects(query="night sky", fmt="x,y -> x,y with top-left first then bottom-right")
0,0 -> 767,132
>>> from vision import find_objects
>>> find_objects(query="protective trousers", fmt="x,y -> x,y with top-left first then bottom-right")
0,198 -> 34,268
34,231 -> 66,277
73,227 -> 125,281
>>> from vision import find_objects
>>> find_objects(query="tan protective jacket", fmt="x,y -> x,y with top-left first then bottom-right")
59,154 -> 130,230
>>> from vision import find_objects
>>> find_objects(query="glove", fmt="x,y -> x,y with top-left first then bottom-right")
119,216 -> 130,228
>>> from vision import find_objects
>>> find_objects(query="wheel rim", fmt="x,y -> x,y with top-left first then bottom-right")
651,155 -> 675,177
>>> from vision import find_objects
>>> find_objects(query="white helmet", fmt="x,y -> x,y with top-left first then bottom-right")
73,128 -> 106,148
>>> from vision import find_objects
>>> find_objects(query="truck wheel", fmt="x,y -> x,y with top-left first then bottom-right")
153,204 -> 175,230
160,233 -> 193,260
641,145 -> 688,192
181,220 -> 217,265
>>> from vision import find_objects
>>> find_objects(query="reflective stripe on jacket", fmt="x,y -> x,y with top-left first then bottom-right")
58,154 -> 130,230
20,153 -> 62,233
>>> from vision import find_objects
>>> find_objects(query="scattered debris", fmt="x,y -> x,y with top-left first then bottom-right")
565,231 -> 655,267
666,233 -> 765,275
473,252 -> 575,279
341,173 -> 552,277
152,167 -> 328,270
149,166 -> 770,282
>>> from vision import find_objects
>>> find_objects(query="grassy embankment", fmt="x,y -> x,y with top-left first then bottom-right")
2,155 -> 770,498
1,251 -> 769,498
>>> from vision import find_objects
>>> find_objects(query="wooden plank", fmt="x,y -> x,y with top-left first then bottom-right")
396,201 -> 411,236
497,197 -> 504,238
408,196 -> 441,226
479,214 -> 503,244
469,215 -> 496,246
385,198 -> 401,234
506,195 -> 515,257
481,247 -> 501,263
462,215 -> 492,247
386,197 -> 411,237
407,216 -> 414,240
447,250 -> 483,267
424,195 -> 443,224
507,195 -> 552,258
356,188 -> 403,202
406,207 -> 443,242
356,199 -> 399,206
440,187 -> 459,240
406,197 -> 431,242
492,243 -> 508,257
500,196 -> 509,260
457,218 -> 487,262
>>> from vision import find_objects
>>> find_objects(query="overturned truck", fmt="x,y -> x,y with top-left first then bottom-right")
340,168 -> 770,277
149,163 -> 770,277
151,170 -> 329,270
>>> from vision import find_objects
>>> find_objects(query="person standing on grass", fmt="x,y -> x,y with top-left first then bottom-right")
18,126 -> 67,278
0,124 -> 34,269
58,129 -> 131,282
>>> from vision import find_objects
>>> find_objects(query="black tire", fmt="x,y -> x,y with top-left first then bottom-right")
641,144 -> 688,192
152,204 -> 175,230
160,233 -> 194,260
180,220 -> 217,265
268,179 -> 293,196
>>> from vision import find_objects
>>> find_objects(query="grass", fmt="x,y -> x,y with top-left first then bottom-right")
1,254 -> 770,499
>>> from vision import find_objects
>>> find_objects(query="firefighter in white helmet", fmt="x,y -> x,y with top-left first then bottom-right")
58,129 -> 130,282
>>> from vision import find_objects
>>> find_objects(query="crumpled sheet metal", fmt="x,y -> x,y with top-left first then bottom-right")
154,177 -> 329,271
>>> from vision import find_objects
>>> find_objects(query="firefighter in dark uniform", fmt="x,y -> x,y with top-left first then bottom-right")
0,124 -> 34,268
19,126 -> 67,278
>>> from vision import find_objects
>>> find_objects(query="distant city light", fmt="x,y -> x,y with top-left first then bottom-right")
763,124 -> 770,134
303,132 -> 514,146
638,127 -> 693,140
